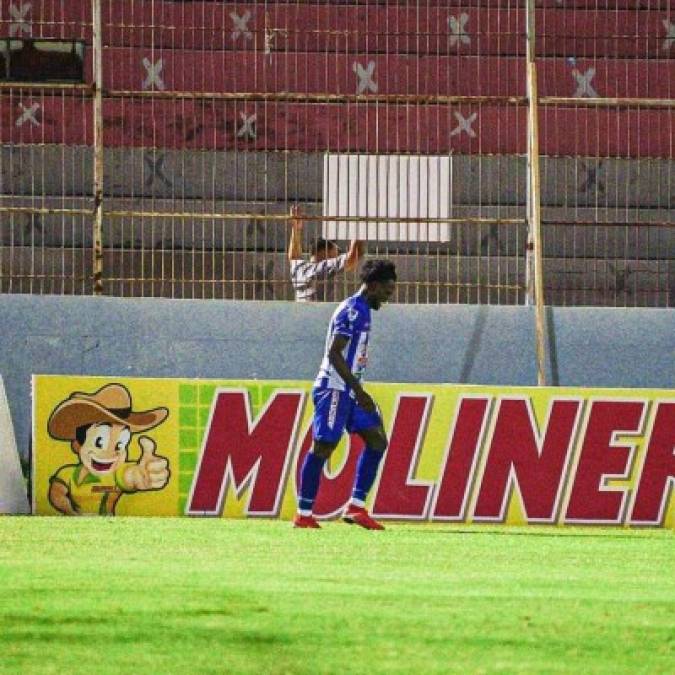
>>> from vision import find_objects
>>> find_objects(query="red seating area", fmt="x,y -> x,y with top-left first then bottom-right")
6,96 -> 673,158
1,1 -> 673,158
2,1 -> 673,58
95,51 -> 673,99
100,4 -> 675,60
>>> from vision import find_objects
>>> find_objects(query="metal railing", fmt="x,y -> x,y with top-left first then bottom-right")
0,0 -> 672,313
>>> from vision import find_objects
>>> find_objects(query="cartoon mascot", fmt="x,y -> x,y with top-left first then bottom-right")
47,383 -> 170,516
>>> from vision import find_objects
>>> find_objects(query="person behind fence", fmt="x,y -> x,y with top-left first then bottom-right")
287,205 -> 365,302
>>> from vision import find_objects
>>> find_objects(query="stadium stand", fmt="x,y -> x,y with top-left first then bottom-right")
0,0 -> 673,305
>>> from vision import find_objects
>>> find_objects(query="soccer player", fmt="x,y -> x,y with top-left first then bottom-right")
287,204 -> 365,302
294,259 -> 397,530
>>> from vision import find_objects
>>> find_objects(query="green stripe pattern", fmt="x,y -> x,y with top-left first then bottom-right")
177,382 -> 282,514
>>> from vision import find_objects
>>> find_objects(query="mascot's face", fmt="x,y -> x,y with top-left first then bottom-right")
75,422 -> 131,475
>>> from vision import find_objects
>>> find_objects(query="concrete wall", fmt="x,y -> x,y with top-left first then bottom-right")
3,196 -> 673,259
3,146 -> 671,306
0,293 -> 673,461
3,147 -> 673,208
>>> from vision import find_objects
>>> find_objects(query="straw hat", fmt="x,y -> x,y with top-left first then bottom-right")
48,383 -> 168,441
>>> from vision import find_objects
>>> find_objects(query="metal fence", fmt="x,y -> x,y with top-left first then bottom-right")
0,0 -> 673,307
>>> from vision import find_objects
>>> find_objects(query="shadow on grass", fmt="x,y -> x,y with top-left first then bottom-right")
0,623 -> 288,647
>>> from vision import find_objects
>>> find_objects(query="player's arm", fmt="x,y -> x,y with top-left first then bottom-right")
344,240 -> 365,271
328,334 -> 376,413
287,205 -> 304,263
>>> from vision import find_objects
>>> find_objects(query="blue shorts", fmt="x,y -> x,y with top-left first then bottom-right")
312,387 -> 383,444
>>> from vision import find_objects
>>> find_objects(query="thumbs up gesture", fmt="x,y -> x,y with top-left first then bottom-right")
124,436 -> 170,491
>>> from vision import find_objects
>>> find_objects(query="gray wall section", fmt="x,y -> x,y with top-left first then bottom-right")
0,294 -> 673,461
2,147 -> 673,208
3,197 -> 673,259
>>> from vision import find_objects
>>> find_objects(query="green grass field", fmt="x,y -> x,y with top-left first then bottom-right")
0,518 -> 673,674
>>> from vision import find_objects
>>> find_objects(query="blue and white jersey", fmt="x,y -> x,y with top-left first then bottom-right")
314,292 -> 371,394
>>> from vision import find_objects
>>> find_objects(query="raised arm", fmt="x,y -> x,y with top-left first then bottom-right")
344,240 -> 365,271
287,205 -> 304,262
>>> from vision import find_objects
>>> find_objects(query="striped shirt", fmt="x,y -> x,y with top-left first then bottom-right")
290,254 -> 347,302
314,292 -> 371,394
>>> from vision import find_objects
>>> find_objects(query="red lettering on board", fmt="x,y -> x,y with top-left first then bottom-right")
373,395 -> 433,519
295,426 -> 364,518
187,390 -> 304,515
566,400 -> 645,523
432,397 -> 490,520
630,402 -> 675,525
473,399 -> 581,522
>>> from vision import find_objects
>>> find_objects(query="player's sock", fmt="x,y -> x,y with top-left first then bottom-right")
351,446 -> 384,504
297,452 -> 327,515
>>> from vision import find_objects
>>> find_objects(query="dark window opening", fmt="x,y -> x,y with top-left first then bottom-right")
1,39 -> 85,83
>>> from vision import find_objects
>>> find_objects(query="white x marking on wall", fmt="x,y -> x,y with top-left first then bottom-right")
9,2 -> 32,36
448,13 -> 470,47
16,102 -> 39,127
352,61 -> 378,94
662,20 -> 675,51
572,68 -> 597,97
142,58 -> 165,90
237,112 -> 257,139
450,111 -> 477,138
230,10 -> 253,43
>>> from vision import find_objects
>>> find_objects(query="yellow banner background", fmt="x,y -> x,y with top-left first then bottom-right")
33,375 -> 674,528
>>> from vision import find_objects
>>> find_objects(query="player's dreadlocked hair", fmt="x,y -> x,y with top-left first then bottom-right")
360,259 -> 397,284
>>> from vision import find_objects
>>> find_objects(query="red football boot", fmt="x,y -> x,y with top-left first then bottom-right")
343,505 -> 385,530
293,514 -> 321,529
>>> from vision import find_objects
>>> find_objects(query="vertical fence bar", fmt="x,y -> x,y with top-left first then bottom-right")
91,0 -> 104,295
526,0 -> 547,386
525,0 -> 535,307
